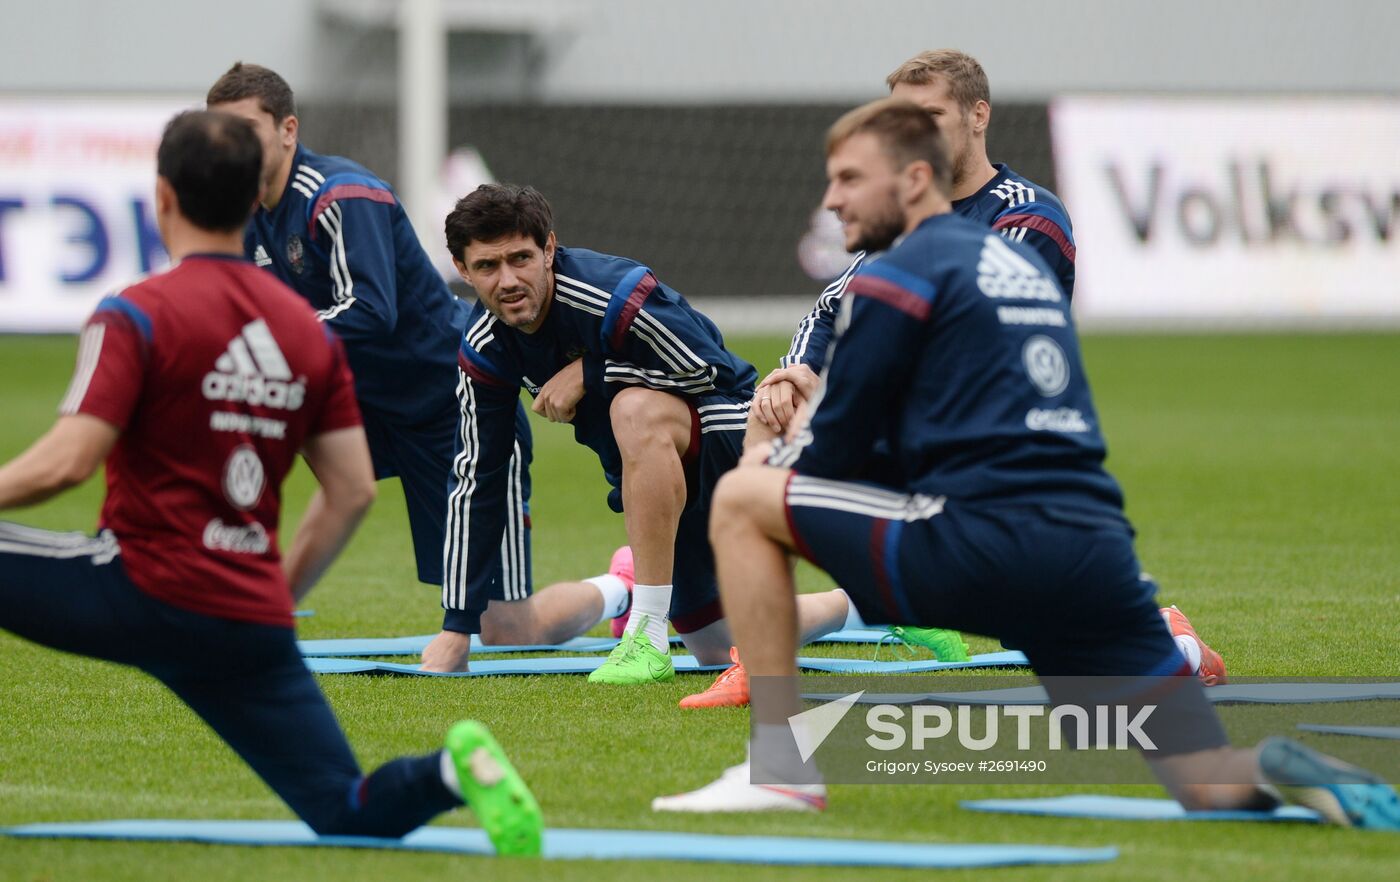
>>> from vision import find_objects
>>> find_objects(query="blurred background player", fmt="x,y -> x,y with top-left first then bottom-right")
770,48 -> 1077,406
443,184 -> 863,684
653,101 -> 1389,824
742,49 -> 1223,689
207,63 -> 631,672
0,110 -> 542,852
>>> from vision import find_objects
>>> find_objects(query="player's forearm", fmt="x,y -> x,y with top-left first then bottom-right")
283,485 -> 374,601
0,459 -> 78,510
0,428 -> 98,510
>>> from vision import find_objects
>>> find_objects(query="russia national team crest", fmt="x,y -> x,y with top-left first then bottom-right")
1022,335 -> 1070,397
286,234 -> 306,275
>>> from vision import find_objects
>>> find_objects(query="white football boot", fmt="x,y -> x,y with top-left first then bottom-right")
651,761 -> 827,813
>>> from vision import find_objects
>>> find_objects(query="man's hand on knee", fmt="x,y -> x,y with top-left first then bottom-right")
758,365 -> 819,399
753,379 -> 800,434
749,365 -> 819,438
420,629 -> 472,672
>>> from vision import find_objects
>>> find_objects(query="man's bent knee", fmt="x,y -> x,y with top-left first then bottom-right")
609,388 -> 691,456
709,470 -> 754,527
710,467 -> 789,543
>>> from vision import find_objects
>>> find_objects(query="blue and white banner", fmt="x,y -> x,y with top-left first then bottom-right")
0,97 -> 196,332
1051,96 -> 1400,327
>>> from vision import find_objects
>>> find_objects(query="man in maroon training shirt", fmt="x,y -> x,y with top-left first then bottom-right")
0,110 -> 541,853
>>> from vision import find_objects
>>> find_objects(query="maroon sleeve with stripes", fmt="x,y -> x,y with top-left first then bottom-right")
60,313 -> 147,430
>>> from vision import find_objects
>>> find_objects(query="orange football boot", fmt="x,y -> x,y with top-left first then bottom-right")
1161,605 -> 1227,686
679,646 -> 750,709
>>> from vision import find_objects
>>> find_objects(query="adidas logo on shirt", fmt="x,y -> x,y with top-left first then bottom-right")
253,245 -> 272,267
976,235 -> 1062,303
202,319 -> 306,411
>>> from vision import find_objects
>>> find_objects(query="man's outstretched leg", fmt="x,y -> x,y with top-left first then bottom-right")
161,622 -> 545,852
423,560 -> 634,673
0,540 -> 546,851
1149,738 -> 1400,829
479,573 -> 630,647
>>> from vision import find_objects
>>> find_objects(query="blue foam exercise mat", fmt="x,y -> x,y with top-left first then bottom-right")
296,628 -> 902,658
811,628 -> 903,644
0,819 -> 1119,868
961,795 -> 1321,824
304,652 -> 1027,678
793,650 -> 1028,674
804,682 -> 1400,706
304,656 -> 727,677
1298,724 -> 1400,741
297,635 -> 620,657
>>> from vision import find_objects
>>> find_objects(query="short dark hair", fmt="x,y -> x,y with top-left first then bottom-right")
206,62 -> 296,121
445,184 -> 554,261
157,110 -> 263,232
885,49 -> 991,114
826,98 -> 954,197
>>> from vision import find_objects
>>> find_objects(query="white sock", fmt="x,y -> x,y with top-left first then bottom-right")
840,590 -> 867,630
1174,634 -> 1202,673
625,583 -> 672,651
439,749 -> 461,798
750,722 -> 823,785
585,573 -> 631,622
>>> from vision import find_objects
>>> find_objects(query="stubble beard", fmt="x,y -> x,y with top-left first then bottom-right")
263,146 -> 289,205
498,295 -> 542,330
950,133 -> 979,195
495,274 -> 550,331
851,191 -> 907,253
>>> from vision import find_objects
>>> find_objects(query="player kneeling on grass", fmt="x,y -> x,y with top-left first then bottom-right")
0,111 -> 542,853
653,99 -> 1399,828
443,184 -> 867,685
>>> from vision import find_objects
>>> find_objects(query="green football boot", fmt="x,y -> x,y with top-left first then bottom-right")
587,617 -> 676,684
1260,737 -> 1400,830
444,720 -> 544,856
886,625 -> 971,662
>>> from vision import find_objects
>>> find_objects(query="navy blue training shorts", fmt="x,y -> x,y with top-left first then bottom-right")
783,474 -> 1227,754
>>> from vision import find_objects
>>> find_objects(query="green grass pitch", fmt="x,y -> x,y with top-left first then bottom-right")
1,332 -> 1397,880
